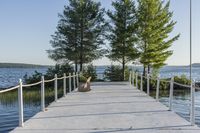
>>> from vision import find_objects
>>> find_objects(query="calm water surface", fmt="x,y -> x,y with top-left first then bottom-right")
0,66 -> 200,132
0,68 -> 48,88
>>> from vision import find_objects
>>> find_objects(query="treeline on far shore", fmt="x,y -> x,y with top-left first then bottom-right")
0,63 -> 52,68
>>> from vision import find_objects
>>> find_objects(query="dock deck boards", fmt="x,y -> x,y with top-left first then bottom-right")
12,82 -> 200,133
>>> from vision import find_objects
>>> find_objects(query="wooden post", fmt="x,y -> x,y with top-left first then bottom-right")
169,77 -> 174,111
73,72 -> 76,90
41,76 -> 45,112
132,71 -> 135,87
63,73 -> 66,97
140,73 -> 143,91
156,76 -> 160,102
190,80 -> 195,125
147,74 -> 150,95
76,72 -> 79,88
136,72 -> 138,89
54,74 -> 58,102
69,73 -> 72,93
18,79 -> 24,127
129,72 -> 131,85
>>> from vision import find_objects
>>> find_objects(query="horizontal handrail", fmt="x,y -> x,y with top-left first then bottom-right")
44,78 -> 56,83
0,71 -> 81,127
0,73 -> 80,94
195,86 -> 200,89
57,77 -> 65,80
130,71 -> 196,126
0,85 -> 20,93
159,79 -> 171,83
23,81 -> 42,88
132,72 -> 196,87
173,82 -> 191,88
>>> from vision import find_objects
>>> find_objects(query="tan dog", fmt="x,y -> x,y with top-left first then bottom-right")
78,77 -> 91,92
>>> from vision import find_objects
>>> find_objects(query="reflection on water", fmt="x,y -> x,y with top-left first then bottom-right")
1,86 -> 200,132
149,88 -> 200,126
0,88 -> 58,132
0,78 -> 75,132
0,68 -> 48,88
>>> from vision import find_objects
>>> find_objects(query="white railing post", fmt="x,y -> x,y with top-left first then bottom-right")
54,74 -> 58,102
63,73 -> 66,97
73,72 -> 76,90
76,72 -> 79,88
18,79 -> 24,127
140,73 -> 143,91
41,76 -> 45,112
132,71 -> 135,87
129,72 -> 131,85
169,77 -> 174,111
69,73 -> 72,93
147,74 -> 150,95
156,76 -> 160,102
136,72 -> 138,89
190,80 -> 195,125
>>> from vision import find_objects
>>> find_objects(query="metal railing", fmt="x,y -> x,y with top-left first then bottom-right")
129,71 -> 196,126
0,72 -> 80,127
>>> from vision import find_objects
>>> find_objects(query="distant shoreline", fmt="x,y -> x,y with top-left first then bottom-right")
0,63 -> 52,68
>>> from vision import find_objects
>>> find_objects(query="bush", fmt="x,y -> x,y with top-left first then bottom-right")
174,75 -> 191,90
24,63 -> 74,84
82,64 -> 97,81
79,74 -> 87,83
104,65 -> 129,81
137,74 -> 191,91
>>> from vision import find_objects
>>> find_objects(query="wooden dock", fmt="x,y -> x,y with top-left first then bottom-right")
12,82 -> 200,133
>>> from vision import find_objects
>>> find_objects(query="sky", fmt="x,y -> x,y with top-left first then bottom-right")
0,0 -> 199,66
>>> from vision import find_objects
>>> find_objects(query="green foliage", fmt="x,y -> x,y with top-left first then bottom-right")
24,71 -> 43,84
107,0 -> 139,80
24,63 -> 73,84
45,63 -> 73,79
174,75 -> 191,85
79,74 -> 87,83
47,0 -> 107,71
104,65 -> 129,81
0,87 -> 62,107
138,74 -> 191,92
136,0 -> 180,73
82,64 -> 97,81
151,68 -> 160,79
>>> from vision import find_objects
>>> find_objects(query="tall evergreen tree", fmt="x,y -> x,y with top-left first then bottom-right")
47,0 -> 107,71
107,0 -> 139,81
136,0 -> 180,75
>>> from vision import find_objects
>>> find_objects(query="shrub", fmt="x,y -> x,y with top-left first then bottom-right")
104,65 -> 129,81
137,74 -> 191,91
82,64 -> 97,81
24,63 -> 74,84
79,74 -> 87,83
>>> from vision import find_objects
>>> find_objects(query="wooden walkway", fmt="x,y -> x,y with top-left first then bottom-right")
12,82 -> 200,133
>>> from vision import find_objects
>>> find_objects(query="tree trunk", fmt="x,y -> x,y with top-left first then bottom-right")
147,65 -> 150,74
122,57 -> 125,81
80,7 -> 84,72
143,65 -> 146,76
75,60 -> 78,72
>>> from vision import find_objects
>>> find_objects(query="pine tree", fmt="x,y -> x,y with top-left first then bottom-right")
107,0 -> 139,81
47,0 -> 107,71
136,0 -> 180,75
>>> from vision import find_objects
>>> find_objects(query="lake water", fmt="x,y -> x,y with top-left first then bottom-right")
96,66 -> 200,81
0,66 -> 200,132
0,68 -> 48,89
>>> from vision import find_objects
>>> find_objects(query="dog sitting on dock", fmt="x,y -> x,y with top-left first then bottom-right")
78,77 -> 91,92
